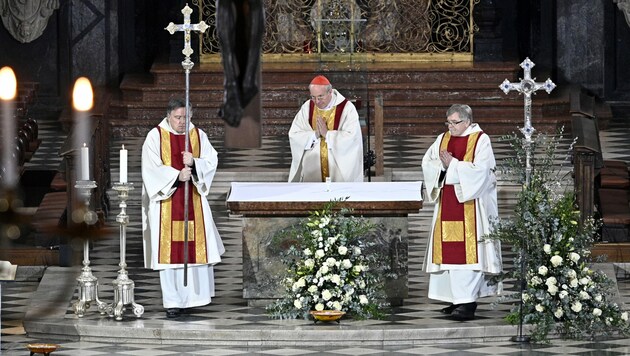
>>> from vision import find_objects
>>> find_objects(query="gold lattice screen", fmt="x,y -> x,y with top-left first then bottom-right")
192,0 -> 477,62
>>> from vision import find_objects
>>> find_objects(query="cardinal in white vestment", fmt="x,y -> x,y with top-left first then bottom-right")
141,98 -> 225,318
288,75 -> 364,182
421,104 -> 502,321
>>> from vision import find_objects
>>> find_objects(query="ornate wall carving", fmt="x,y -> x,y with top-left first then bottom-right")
614,0 -> 630,28
0,0 -> 60,43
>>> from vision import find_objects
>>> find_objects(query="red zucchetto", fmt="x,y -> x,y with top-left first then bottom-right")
310,75 -> 330,86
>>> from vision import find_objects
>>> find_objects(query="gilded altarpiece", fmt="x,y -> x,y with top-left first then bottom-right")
192,0 -> 477,62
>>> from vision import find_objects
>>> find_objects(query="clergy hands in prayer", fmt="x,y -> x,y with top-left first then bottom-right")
316,117 -> 328,138
439,150 -> 454,168
178,167 -> 193,182
182,151 -> 194,167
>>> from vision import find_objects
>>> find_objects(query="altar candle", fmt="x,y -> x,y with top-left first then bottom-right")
0,66 -> 17,188
81,143 -> 89,180
119,144 -> 128,183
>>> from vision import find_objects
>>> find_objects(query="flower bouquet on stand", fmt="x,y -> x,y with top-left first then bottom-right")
488,131 -> 630,342
266,202 -> 388,321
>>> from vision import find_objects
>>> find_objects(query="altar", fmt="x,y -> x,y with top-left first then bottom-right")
226,181 -> 423,306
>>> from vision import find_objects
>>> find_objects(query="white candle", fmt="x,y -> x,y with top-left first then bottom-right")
81,143 -> 89,180
120,144 -> 128,183
0,66 -> 17,188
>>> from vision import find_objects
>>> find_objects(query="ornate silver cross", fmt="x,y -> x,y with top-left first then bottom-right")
499,57 -> 556,142
165,3 -> 209,70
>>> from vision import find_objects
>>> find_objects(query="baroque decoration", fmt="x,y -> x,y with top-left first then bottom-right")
266,202 -> 389,320
0,0 -> 60,43
488,131 -> 630,343
615,0 -> 630,28
193,0 -> 473,57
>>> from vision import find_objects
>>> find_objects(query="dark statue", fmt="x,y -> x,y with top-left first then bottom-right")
216,0 -> 265,127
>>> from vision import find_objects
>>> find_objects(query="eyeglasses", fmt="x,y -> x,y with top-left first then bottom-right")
444,120 -> 464,126
310,91 -> 330,101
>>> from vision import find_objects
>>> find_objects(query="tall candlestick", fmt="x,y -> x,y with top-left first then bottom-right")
72,77 -> 93,183
119,144 -> 128,183
0,66 -> 17,189
81,143 -> 89,180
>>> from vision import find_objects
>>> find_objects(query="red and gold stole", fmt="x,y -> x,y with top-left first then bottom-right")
432,131 -> 483,265
157,127 -> 208,265
309,99 -> 348,181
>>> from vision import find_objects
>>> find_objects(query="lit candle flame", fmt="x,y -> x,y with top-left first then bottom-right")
0,66 -> 17,100
72,77 -> 93,111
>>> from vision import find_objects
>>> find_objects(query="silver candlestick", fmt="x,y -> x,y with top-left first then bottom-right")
108,182 -> 144,320
72,179 -> 108,317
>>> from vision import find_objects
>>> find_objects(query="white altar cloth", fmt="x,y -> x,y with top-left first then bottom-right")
226,181 -> 423,203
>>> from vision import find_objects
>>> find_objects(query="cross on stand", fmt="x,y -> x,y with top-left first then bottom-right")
165,3 -> 208,286
499,57 -> 556,343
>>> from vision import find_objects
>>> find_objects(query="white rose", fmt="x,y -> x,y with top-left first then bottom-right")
554,308 -> 564,319
353,247 -> 361,255
352,265 -> 363,274
622,312 -> 628,321
570,278 -> 579,288
342,259 -> 352,269
545,276 -> 557,286
550,255 -> 563,267
322,289 -> 332,301
303,248 -> 312,256
569,252 -> 580,263
543,244 -> 551,254
315,249 -> 325,258
315,303 -> 324,311
338,246 -> 348,255
359,295 -> 369,305
593,308 -> 602,317
579,277 -> 590,285
359,280 -> 366,289
304,259 -> 315,269
331,274 -> 341,285
535,304 -> 545,312
530,276 -> 542,286
547,284 -> 558,295
522,293 -> 530,302
559,290 -> 569,299
579,291 -> 591,300
332,301 -> 342,310
571,301 -> 583,313
595,295 -> 603,302
308,285 -> 318,294
320,265 -> 329,274
326,257 -> 337,267
294,299 -> 302,309
538,266 -> 548,276
567,269 -> 577,279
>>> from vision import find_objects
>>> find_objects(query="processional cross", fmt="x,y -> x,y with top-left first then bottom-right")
500,57 -> 556,186
165,3 -> 208,286
499,58 -> 556,343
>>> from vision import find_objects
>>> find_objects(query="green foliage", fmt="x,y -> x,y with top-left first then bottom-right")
266,201 -> 388,320
488,131 -> 630,342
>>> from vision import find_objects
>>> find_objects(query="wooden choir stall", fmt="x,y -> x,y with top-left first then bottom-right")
226,181 -> 423,306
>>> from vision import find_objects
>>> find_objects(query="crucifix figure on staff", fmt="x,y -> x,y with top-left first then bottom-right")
140,5 -> 225,319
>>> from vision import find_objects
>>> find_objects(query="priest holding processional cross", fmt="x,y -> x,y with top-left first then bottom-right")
141,4 -> 224,319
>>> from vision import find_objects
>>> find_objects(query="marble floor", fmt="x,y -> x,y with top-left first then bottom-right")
1,107 -> 630,355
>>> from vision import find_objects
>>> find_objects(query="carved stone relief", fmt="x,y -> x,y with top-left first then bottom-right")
0,0 -> 60,43
615,0 -> 630,28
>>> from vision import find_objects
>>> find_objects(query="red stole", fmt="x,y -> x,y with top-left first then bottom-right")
432,131 -> 483,265
157,127 -> 208,264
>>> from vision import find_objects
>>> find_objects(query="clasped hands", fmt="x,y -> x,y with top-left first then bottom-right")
439,150 -> 454,168
315,116 -> 328,138
178,151 -> 195,182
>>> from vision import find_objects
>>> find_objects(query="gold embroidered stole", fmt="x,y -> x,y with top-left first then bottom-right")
312,106 -> 337,181
157,127 -> 208,264
432,131 -> 482,265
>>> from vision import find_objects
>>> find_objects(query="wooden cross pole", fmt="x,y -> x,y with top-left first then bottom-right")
165,3 -> 208,286
499,57 -> 556,343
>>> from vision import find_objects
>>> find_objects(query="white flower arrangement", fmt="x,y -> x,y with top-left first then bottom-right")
488,131 -> 630,342
266,203 -> 388,320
